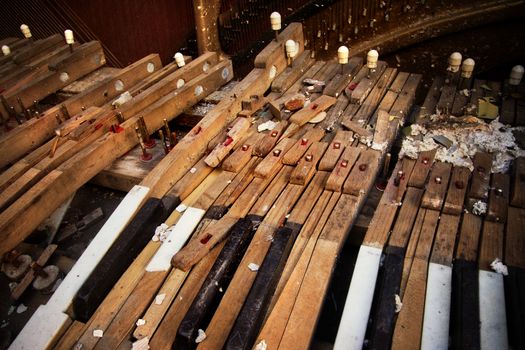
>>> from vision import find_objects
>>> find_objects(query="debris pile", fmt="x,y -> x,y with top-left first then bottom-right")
400,117 -> 525,173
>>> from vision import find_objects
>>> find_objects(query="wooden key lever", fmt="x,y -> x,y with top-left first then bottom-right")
205,117 -> 251,167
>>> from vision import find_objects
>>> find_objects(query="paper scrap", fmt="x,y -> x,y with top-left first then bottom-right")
195,329 -> 207,343
490,258 -> 508,276
395,294 -> 403,313
155,293 -> 166,305
93,329 -> 104,338
136,319 -> 146,326
248,263 -> 260,272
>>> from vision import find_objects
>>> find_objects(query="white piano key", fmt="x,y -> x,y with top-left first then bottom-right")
421,262 -> 452,350
333,245 -> 382,350
479,270 -> 509,350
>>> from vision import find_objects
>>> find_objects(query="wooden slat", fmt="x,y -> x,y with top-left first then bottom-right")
443,166 -> 470,215
323,56 -> 363,97
363,158 -> 416,248
435,84 -> 456,114
479,220 -> 504,271
416,76 -> 444,123
486,173 -> 510,222
505,206 -> 525,268
325,146 -> 361,192
467,152 -> 492,210
253,121 -> 288,157
253,138 -> 294,178
421,162 -> 452,210
511,157 -> 525,208
408,149 -> 437,188
388,187 -> 424,249
289,95 -> 337,126
289,141 -> 327,185
318,130 -> 353,171
455,213 -> 482,262
222,133 -> 264,172
342,149 -> 381,195
271,50 -> 315,93
430,214 -> 461,266
350,61 -> 388,105
282,128 -> 324,165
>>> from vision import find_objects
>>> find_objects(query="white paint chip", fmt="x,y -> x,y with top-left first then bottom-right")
248,263 -> 260,272
190,167 -> 197,174
93,329 -> 103,338
258,120 -> 277,132
195,329 -> 207,343
472,200 -> 487,216
16,304 -> 27,314
490,258 -> 508,276
395,294 -> 403,313
255,339 -> 267,350
136,319 -> 146,326
155,293 -> 166,305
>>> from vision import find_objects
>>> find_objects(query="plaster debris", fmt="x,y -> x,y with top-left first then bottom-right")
472,201 -> 487,216
371,141 -> 387,151
258,120 -> 277,132
490,258 -> 509,276
394,294 -> 403,313
132,337 -> 150,350
155,293 -> 166,305
112,91 -> 132,108
93,329 -> 104,338
16,303 -> 27,314
8,306 -> 14,316
153,223 -> 173,242
248,263 -> 260,272
195,329 -> 207,343
309,111 -> 327,124
136,319 -> 146,326
255,340 -> 268,350
400,118 -> 524,173
176,203 -> 188,213
219,287 -> 223,292
189,167 -> 197,174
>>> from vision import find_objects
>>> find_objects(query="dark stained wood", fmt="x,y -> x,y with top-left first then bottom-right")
443,166 -> 471,215
388,187 -> 424,249
506,206 -> 525,269
430,214 -> 461,266
318,130 -> 353,171
455,213 -> 482,262
323,57 -> 363,97
289,141 -> 328,185
342,148 -> 381,196
467,152 -> 492,210
421,162 -> 452,210
407,149 -> 437,188
511,157 -> 525,208
325,146 -> 361,192
486,173 -> 510,222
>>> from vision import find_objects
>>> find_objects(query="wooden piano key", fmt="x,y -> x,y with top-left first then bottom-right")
415,76 -> 444,123
486,173 -> 510,222
506,206 -> 525,269
343,148 -> 381,196
253,138 -> 295,178
408,149 -> 437,188
318,130 -> 353,171
325,146 -> 361,192
289,142 -> 327,185
435,84 -> 456,114
253,121 -> 288,157
289,95 -> 336,126
221,133 -> 264,172
204,118 -> 251,167
387,187 -> 424,249
323,57 -> 363,97
421,162 -> 452,210
467,152 -> 492,210
443,166 -> 470,215
350,61 -> 388,105
282,128 -> 324,165
510,157 -> 525,208
271,50 -> 315,93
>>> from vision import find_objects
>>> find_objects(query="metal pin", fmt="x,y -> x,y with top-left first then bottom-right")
435,176 -> 442,184
273,149 -> 282,157
135,126 -> 152,161
305,154 -> 313,162
139,116 -> 155,148
158,129 -> 169,154
341,160 -> 348,168
333,142 -> 341,149
116,112 -> 124,124
60,105 -> 70,120
271,130 -> 278,137
49,136 -> 60,158
301,138 -> 308,146
241,144 -> 249,151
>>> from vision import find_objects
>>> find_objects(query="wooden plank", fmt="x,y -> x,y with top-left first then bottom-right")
318,94 -> 349,137
197,185 -> 304,350
363,158 -> 416,248
479,220 -> 504,271
54,321 -> 86,350
325,146 -> 361,192
506,206 -> 525,268
430,214 -> 461,266
451,84 -> 471,116
443,166 -> 471,215
289,141 -> 327,185
421,162 -> 452,210
0,53 -> 163,169
343,149 -> 381,195
259,192 -> 338,349
468,79 -> 486,116
511,157 -> 525,208
467,152 -> 492,210
282,128 -> 324,165
435,84 -> 456,114
500,95 -> 516,125
408,149 -> 437,188
416,76 -> 444,123
486,173 -> 510,222
455,213 -> 483,262
350,61 -> 388,104
278,194 -> 361,349
253,121 -> 288,157
289,95 -> 336,126
318,130 -> 353,171
174,218 -> 254,347
388,187 -> 424,249
323,57 -> 363,97
271,50 -> 314,93
222,133 -> 264,172
204,117 -> 251,167
254,138 -> 294,178
249,166 -> 293,217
